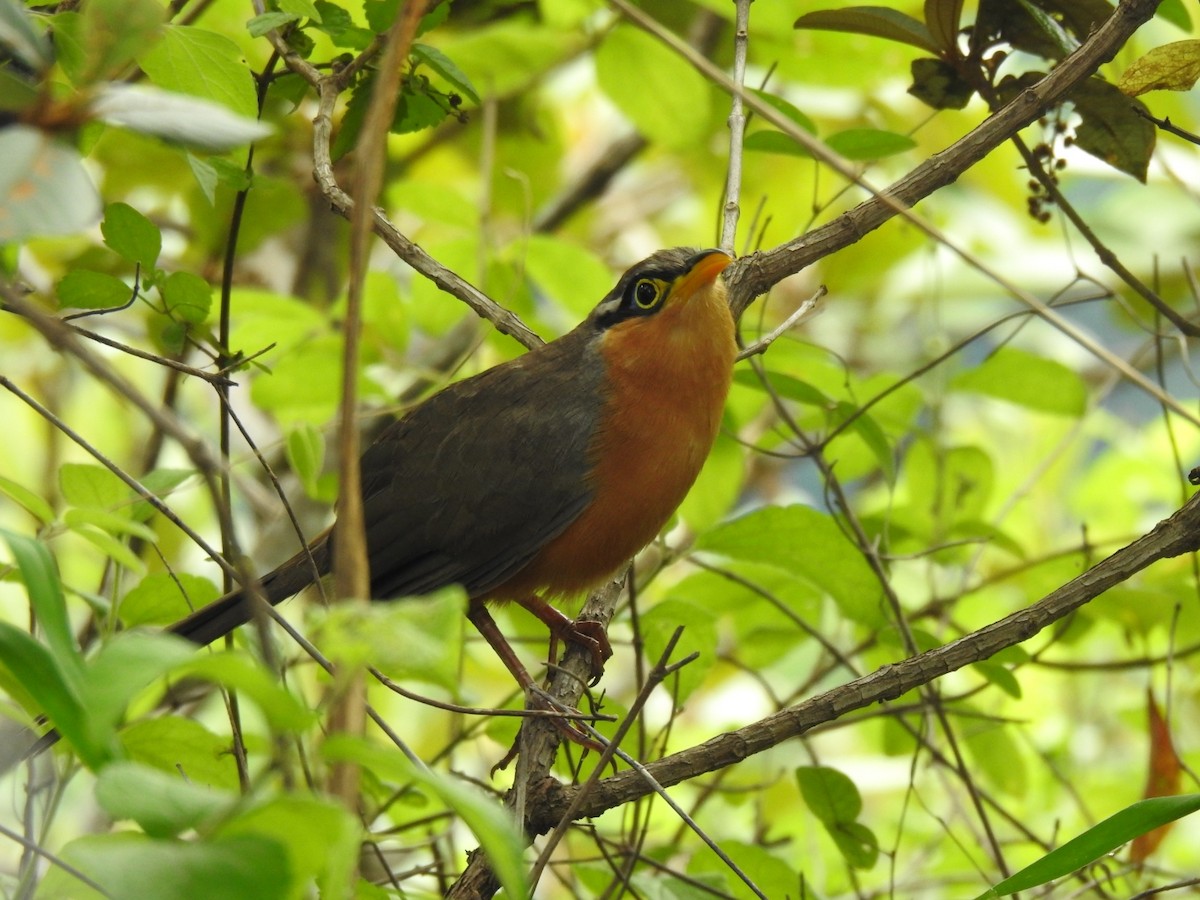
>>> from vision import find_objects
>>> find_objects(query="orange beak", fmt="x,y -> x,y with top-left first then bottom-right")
674,250 -> 732,302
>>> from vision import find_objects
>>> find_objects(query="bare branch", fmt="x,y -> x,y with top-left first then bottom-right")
529,485 -> 1200,829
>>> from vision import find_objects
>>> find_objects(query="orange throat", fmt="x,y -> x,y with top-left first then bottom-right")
503,277 -> 737,600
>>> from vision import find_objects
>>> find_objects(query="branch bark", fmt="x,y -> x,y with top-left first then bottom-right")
721,0 -> 1164,317
526,486 -> 1200,831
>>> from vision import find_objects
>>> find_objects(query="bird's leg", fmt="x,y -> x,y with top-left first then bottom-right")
466,601 -> 602,752
514,594 -> 612,685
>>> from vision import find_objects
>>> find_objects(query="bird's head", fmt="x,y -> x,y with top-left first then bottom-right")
592,248 -> 733,332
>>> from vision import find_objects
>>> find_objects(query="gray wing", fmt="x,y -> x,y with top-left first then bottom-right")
353,326 -> 605,600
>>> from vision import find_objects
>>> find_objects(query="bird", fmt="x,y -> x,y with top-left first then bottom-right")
169,246 -> 737,696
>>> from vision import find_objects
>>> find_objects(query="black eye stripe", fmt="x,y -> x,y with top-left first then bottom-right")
593,265 -> 685,330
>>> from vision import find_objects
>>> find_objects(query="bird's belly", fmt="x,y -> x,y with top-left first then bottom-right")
495,396 -> 717,601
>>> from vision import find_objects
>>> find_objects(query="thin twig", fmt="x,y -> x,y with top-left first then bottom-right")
735,287 -> 824,359
719,0 -> 751,252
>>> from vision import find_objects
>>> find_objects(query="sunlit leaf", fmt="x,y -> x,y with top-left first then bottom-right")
951,345 -> 1087,415
1118,40 -> 1200,96
696,506 -> 885,625
62,832 -> 292,900
413,42 -> 481,105
102,202 -> 162,267
826,128 -> 917,160
977,795 -> 1200,897
96,761 -> 231,838
595,25 -> 711,149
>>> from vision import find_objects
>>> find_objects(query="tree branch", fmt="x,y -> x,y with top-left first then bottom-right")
722,0 -> 1164,314
527,485 -> 1200,831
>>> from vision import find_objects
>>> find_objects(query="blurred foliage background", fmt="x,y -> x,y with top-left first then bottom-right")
2,0 -> 1200,896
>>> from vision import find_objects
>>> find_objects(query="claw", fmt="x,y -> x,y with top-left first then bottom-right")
517,595 -> 612,683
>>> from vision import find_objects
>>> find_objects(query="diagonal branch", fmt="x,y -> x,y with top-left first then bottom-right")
721,0 -> 1164,311
526,486 -> 1200,832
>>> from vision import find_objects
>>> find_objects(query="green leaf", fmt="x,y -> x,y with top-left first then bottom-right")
311,0 -> 373,50
639,599 -> 716,702
134,468 -> 195,523
60,463 -> 129,510
62,832 -> 292,900
286,422 -> 326,499
394,80 -> 447,133
1070,77 -> 1155,181
794,6 -> 940,54
734,368 -> 833,407
413,42 -> 481,105
0,529 -> 82,684
95,761 -> 231,838
0,623 -> 102,767
121,717 -> 240,790
522,235 -> 613,319
82,631 -> 198,743
0,0 -> 53,70
278,0 -> 322,22
76,0 -> 165,84
63,508 -> 158,543
950,345 -> 1087,415
1118,40 -> 1200,96
139,25 -> 260,120
797,765 -> 862,824
978,795 -> 1200,897
826,128 -> 917,160
749,88 -> 817,134
595,25 -> 711,149
68,522 -> 147,574
323,735 -> 529,899
1154,0 -> 1191,32
313,588 -> 466,693
0,127 -> 101,243
908,56 -> 975,109
696,506 -> 884,625
57,269 -> 133,311
218,796 -> 361,898
744,130 -> 811,158
0,475 -> 55,524
120,573 -> 220,628
162,271 -> 213,324
830,820 -> 879,869
364,0 -> 398,32
678,430 -> 743,532
101,202 -> 162,267
0,66 -> 37,115
832,402 -> 896,484
246,11 -> 298,37
974,661 -> 1022,699
178,653 -> 314,732
797,766 -> 879,869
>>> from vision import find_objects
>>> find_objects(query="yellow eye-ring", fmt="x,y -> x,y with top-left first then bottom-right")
633,279 -> 662,309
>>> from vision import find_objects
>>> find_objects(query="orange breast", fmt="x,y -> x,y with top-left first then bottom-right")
496,279 -> 736,601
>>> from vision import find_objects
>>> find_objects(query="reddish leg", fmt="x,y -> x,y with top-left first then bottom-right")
514,595 -> 612,684
466,601 -> 603,751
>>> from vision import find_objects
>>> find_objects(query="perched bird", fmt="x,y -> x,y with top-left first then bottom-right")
170,247 -> 737,691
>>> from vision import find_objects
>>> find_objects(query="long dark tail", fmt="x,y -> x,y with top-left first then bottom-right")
169,535 -> 331,646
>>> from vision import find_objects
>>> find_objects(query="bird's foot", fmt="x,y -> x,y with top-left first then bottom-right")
518,596 -> 612,685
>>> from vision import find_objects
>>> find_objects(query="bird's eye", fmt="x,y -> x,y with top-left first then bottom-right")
633,279 -> 661,309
